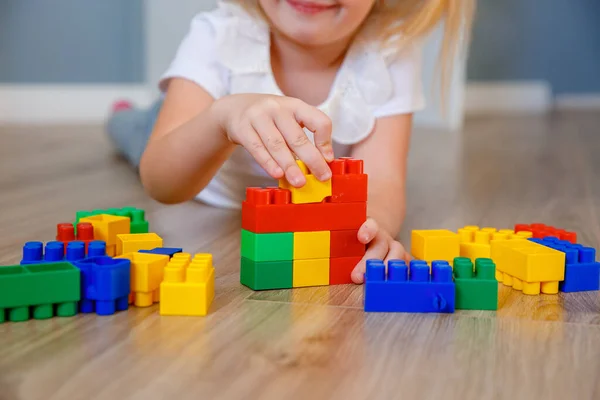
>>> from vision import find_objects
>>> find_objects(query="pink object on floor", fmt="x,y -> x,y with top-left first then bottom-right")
112,100 -> 133,112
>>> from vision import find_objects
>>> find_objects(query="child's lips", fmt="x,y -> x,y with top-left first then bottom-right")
286,0 -> 337,15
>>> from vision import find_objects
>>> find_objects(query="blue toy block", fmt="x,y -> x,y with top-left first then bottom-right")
73,256 -> 131,316
138,247 -> 183,258
21,240 -> 106,265
530,237 -> 600,292
364,259 -> 455,313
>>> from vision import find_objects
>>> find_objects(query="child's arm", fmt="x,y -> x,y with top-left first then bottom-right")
139,78 -> 334,204
349,113 -> 414,283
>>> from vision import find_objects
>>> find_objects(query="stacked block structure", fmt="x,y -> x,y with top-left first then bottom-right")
241,158 -> 367,290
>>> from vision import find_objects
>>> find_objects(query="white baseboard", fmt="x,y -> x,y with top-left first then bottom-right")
554,94 -> 600,110
0,85 -> 155,125
465,81 -> 552,115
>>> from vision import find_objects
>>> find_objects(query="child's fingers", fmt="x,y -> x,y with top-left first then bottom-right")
240,125 -> 285,179
252,116 -> 306,187
384,241 -> 408,263
274,111 -> 331,182
351,234 -> 388,283
290,99 -> 334,162
358,218 -> 379,244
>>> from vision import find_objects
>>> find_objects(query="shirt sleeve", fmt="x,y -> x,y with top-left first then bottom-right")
371,41 -> 426,118
159,13 -> 228,99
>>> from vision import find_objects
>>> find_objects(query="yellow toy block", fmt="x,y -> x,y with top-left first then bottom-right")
292,258 -> 329,287
293,231 -> 330,260
458,226 -> 514,262
80,214 -> 130,247
116,252 -> 169,307
411,229 -> 460,263
279,160 -> 332,204
160,253 -> 215,316
115,233 -> 163,256
490,239 -> 565,295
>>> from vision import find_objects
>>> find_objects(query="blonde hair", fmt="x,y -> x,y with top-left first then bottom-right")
230,0 -> 476,101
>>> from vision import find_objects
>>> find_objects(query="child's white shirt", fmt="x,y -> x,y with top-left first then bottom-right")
160,1 -> 425,209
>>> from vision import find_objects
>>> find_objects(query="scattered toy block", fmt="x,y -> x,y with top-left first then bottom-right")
292,258 -> 329,287
116,252 -> 169,307
329,256 -> 361,285
79,214 -> 130,248
364,259 -> 455,313
457,226 -> 530,262
0,262 -> 80,323
138,247 -> 183,258
531,237 -> 600,292
21,240 -> 107,265
411,229 -> 460,263
240,258 -> 293,290
491,239 -> 565,295
278,160 -> 332,204
242,187 -> 366,233
453,257 -> 498,310
240,230 -> 293,262
515,223 -> 576,243
293,231 -> 330,260
160,253 -> 215,316
330,229 -> 365,258
329,158 -> 368,203
76,207 -> 149,234
115,233 -> 163,257
56,222 -> 95,252
73,256 -> 131,315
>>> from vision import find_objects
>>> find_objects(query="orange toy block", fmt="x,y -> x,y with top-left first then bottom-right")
79,214 -> 130,247
278,160 -> 332,204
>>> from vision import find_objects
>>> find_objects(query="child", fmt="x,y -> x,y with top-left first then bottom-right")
107,0 -> 475,284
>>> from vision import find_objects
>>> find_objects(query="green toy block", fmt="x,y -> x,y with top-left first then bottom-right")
75,206 -> 149,234
241,230 -> 293,262
453,257 -> 498,310
240,258 -> 293,290
0,262 -> 80,323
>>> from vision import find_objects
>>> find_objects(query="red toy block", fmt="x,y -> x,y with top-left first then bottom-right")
330,256 -> 362,285
56,222 -> 95,252
329,158 -> 368,203
242,187 -> 366,233
330,229 -> 365,258
515,223 -> 576,244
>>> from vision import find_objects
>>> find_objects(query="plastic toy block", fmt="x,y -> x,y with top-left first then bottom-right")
293,231 -> 330,260
21,240 -> 107,265
242,188 -> 366,233
56,222 -> 95,251
515,223 -> 576,244
457,226 -> 529,262
329,256 -> 361,285
160,253 -> 215,316
115,233 -> 163,256
292,258 -> 329,287
491,239 -> 565,295
453,257 -> 498,310
79,214 -> 130,247
411,230 -> 460,263
278,160 -> 332,204
0,262 -> 80,323
364,259 -> 455,313
330,229 -> 365,258
73,256 -> 131,315
138,247 -> 183,258
240,258 -> 293,290
531,237 -> 600,293
240,230 -> 293,262
329,158 -> 368,203
76,207 -> 149,234
116,252 -> 169,307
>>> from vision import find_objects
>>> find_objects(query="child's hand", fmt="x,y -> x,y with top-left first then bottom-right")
351,218 -> 412,284
213,94 -> 334,187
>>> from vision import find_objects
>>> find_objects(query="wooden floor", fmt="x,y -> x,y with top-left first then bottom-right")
1,111 -> 600,400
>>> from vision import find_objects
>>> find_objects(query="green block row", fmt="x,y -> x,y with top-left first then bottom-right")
75,206 -> 149,234
453,257 -> 498,310
0,262 -> 80,323
241,230 -> 293,262
240,258 -> 293,290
